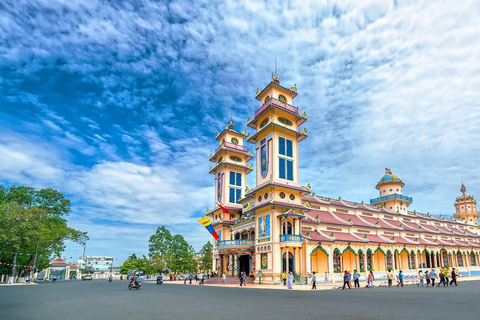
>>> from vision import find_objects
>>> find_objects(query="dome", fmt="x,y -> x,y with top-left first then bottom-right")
376,169 -> 405,189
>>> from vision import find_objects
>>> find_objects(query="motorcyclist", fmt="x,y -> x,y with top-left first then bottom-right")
156,273 -> 163,284
133,272 -> 141,287
108,275 -> 113,282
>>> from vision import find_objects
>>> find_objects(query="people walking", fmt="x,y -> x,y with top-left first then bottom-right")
438,269 -> 446,287
287,272 -> 293,289
417,270 -> 424,287
425,270 -> 430,287
443,267 -> 450,287
201,272 -> 205,285
353,270 -> 360,288
386,269 -> 394,288
342,270 -> 351,290
189,273 -> 193,284
450,268 -> 458,286
324,271 -> 329,284
397,270 -> 404,287
282,271 -> 287,286
242,271 -> 247,286
222,272 -> 226,285
183,273 -> 187,284
429,268 -> 437,287
239,271 -> 244,286
367,271 -> 374,288
311,271 -> 317,290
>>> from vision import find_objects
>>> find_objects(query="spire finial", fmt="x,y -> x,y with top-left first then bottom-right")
272,57 -> 280,84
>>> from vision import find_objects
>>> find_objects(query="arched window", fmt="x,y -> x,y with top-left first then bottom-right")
278,95 -> 286,102
410,251 -> 416,269
333,249 -> 341,273
282,221 -> 293,235
470,252 -> 476,266
386,251 -> 393,270
231,137 -> 239,145
457,252 -> 464,267
265,96 -> 271,103
358,250 -> 365,272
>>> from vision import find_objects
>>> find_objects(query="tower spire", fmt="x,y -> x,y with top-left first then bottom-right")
272,57 -> 280,84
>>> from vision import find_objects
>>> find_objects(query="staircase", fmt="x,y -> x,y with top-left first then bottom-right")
204,276 -> 254,285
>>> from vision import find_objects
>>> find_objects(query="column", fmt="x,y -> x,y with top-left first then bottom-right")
294,247 -> 299,274
328,250 -> 334,283
285,248 -> 289,273
466,253 -> 471,277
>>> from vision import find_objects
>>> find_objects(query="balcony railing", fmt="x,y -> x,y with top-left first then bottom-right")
370,193 -> 413,204
216,239 -> 255,247
255,98 -> 299,118
215,141 -> 248,154
280,234 -> 303,242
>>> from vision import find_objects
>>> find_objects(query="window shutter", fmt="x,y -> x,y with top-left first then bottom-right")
229,172 -> 235,185
286,139 -> 293,157
236,189 -> 241,203
236,173 -> 242,186
279,158 -> 286,179
287,160 -> 293,181
279,137 -> 285,155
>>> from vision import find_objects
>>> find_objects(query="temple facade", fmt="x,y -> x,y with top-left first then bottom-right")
207,75 -> 480,283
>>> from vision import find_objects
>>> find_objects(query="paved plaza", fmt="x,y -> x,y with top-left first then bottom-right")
1,279 -> 479,320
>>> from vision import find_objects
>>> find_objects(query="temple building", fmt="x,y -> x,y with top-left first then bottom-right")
207,73 -> 480,283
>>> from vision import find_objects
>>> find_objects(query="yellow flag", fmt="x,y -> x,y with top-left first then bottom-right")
198,216 -> 212,227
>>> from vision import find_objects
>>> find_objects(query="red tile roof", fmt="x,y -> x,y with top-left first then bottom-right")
419,223 -> 438,233
333,212 -> 372,228
302,230 -> 333,242
382,218 -> 404,229
394,236 -> 415,245
401,221 -> 421,231
329,231 -> 366,242
306,210 -> 350,226
354,233 -> 393,244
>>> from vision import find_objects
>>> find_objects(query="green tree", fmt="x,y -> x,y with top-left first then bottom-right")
200,241 -> 213,272
119,256 -> 153,274
0,185 -> 88,280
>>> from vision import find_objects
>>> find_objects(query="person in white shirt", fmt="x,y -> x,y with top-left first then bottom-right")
222,273 -> 226,285
311,271 -> 317,290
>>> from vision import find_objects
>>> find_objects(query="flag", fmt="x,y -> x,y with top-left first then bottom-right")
198,216 -> 219,240
217,203 -> 232,220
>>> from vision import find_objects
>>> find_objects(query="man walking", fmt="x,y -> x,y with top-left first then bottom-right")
425,270 -> 430,287
437,269 -> 446,287
353,270 -> 360,288
311,271 -> 317,290
189,273 -> 193,284
242,271 -> 247,286
282,271 -> 287,286
417,270 -> 424,287
183,273 -> 187,284
443,267 -> 450,287
429,268 -> 437,287
386,269 -> 394,288
222,272 -> 227,285
342,270 -> 351,290
239,271 -> 244,286
397,270 -> 404,287
450,268 -> 458,286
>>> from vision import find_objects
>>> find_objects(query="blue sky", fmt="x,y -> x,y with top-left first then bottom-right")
1,0 -> 480,265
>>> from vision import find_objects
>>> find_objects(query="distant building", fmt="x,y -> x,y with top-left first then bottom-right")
77,256 -> 114,272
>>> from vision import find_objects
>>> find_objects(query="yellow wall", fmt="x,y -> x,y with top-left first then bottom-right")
311,249 -> 328,273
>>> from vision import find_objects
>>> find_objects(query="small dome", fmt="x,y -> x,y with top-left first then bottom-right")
376,169 -> 404,189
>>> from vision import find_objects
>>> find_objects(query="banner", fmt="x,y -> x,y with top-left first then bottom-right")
217,203 -> 232,220
198,217 -> 219,240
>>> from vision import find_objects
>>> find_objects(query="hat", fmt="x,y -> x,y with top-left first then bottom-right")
344,270 -> 347,274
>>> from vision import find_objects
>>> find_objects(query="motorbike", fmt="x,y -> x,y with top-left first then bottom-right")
128,281 -> 141,290
156,278 -> 163,285
108,278 -> 113,282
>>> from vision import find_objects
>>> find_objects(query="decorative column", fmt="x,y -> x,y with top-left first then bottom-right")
327,249 -> 334,283
466,253 -> 471,277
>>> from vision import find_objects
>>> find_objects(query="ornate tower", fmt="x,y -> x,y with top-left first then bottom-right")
370,168 -> 412,213
208,120 -> 253,222
242,71 -> 309,283
453,183 -> 478,224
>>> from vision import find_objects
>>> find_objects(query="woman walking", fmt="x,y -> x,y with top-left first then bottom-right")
417,270 -> 424,287
425,270 -> 430,287
287,272 -> 293,289
367,271 -> 374,288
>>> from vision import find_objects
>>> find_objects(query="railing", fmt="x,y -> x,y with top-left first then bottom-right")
370,194 -> 413,204
216,239 -> 255,247
255,98 -> 299,118
280,234 -> 303,242
215,141 -> 248,154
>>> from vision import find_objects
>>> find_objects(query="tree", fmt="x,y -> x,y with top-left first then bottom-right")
119,256 -> 153,274
0,185 -> 88,280
148,226 -> 197,273
200,242 -> 213,272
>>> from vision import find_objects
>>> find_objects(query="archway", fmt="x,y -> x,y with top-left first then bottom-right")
366,249 -> 373,271
386,250 -> 393,270
409,250 -> 416,269
441,249 -> 449,267
358,250 -> 365,272
374,248 -> 385,271
457,251 -> 464,267
311,246 -> 329,274
470,251 -> 476,266
333,249 -> 342,273
342,247 -> 356,272
282,251 -> 294,273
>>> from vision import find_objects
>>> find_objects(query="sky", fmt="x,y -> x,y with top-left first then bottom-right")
1,0 -> 480,265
